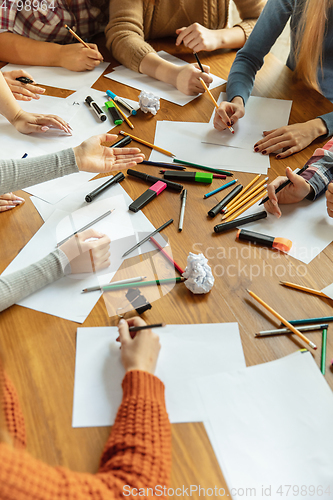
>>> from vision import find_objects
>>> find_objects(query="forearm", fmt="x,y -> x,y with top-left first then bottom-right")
0,148 -> 78,194
0,250 -> 68,312
0,72 -> 22,122
218,26 -> 246,49
0,32 -> 62,67
139,53 -> 179,86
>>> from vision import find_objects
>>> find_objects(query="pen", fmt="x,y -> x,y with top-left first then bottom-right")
122,218 -> 174,257
255,323 -> 329,336
82,276 -> 147,293
259,166 -> 309,205
85,172 -> 125,203
142,160 -> 186,171
64,24 -> 90,49
178,189 -> 187,232
85,96 -> 107,122
129,323 -> 165,332
204,179 -> 237,198
127,169 -> 183,192
57,210 -> 113,247
111,136 -> 132,148
101,276 -> 185,291
16,76 -> 34,84
106,90 -> 137,115
321,328 -> 328,375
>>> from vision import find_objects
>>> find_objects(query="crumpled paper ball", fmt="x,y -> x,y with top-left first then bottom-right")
139,90 -> 160,115
183,252 -> 214,294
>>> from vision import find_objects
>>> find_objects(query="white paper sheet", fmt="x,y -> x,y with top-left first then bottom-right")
240,196 -> 333,264
1,62 -> 109,91
105,51 -> 226,106
321,282 -> 333,299
149,121 -> 269,173
196,352 -> 333,500
72,323 -> 245,427
205,94 -> 292,150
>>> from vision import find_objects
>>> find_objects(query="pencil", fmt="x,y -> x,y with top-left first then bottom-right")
287,316 -> 333,326
259,165 -> 309,206
321,328 -> 328,374
255,323 -> 329,336
150,236 -> 185,275
173,158 -> 232,176
64,25 -> 90,49
119,131 -> 174,157
223,189 -> 267,222
57,210 -> 113,247
102,277 -> 185,291
247,289 -> 317,350
199,78 -> 234,134
221,184 -> 267,220
122,218 -> 174,257
222,177 -> 268,213
280,281 -> 329,298
203,179 -> 237,199
111,98 -> 134,129
224,174 -> 261,209
194,52 -> 205,72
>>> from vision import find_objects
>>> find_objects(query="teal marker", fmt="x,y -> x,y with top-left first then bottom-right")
204,179 -> 237,198
173,158 -> 233,176
286,316 -> 333,326
106,90 -> 137,115
105,101 -> 123,126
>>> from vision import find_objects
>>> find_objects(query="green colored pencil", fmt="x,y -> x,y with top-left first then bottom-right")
286,316 -> 333,326
102,277 -> 185,291
173,158 -> 233,176
321,328 -> 328,375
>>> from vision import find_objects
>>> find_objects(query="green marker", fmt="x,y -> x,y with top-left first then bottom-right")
101,276 -> 185,291
173,158 -> 233,176
162,171 -> 225,184
105,101 -> 123,126
321,328 -> 328,375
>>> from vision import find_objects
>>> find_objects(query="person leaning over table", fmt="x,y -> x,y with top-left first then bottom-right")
214,0 -> 333,159
0,316 -> 172,500
0,133 -> 145,312
0,0 -> 106,72
105,0 -> 266,96
264,138 -> 333,218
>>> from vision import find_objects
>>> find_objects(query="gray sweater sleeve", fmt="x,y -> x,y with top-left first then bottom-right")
0,249 -> 70,312
0,148 -> 78,195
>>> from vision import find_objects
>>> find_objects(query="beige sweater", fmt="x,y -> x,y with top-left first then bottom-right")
105,0 -> 266,72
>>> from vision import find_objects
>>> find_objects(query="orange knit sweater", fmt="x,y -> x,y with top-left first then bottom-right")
0,370 -> 172,500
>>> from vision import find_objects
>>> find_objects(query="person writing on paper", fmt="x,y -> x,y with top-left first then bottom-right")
214,0 -> 333,158
0,133 -> 145,310
105,0 -> 266,95
0,0 -> 105,71
264,138 -> 333,218
0,317 -> 171,499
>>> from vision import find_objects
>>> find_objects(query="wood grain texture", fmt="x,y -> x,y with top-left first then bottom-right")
1,38 -> 333,498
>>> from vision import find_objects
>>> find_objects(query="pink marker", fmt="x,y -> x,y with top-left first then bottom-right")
129,181 -> 167,212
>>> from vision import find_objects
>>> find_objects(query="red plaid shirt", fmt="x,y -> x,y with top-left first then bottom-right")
0,0 -> 109,43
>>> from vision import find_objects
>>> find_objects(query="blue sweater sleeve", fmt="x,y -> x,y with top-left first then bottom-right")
317,112 -> 333,138
226,0 -> 294,104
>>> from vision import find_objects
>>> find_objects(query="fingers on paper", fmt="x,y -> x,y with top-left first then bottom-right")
254,128 -> 301,157
33,114 -> 72,134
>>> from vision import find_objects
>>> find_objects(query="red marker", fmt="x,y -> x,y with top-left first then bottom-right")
129,181 -> 167,212
236,229 -> 292,253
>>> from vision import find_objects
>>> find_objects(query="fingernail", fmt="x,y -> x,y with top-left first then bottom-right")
227,121 -> 231,126
41,126 -> 49,131
17,196 -> 25,201
230,119 -> 234,126
119,318 -> 126,325
12,200 -> 23,204
272,199 -> 278,206
262,150 -> 267,155
276,154 -> 281,159
5,205 -> 16,209
254,147 -> 259,152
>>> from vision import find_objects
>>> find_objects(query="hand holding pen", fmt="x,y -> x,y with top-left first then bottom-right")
3,70 -> 45,101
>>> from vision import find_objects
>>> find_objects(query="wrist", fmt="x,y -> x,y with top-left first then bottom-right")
51,43 -> 65,67
8,107 -> 24,127
73,146 -> 83,171
231,95 -> 245,108
310,117 -> 328,138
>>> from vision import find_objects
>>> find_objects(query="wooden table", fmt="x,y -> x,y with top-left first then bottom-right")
1,39 -> 333,498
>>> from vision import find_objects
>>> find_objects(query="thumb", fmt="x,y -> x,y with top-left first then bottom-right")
79,228 -> 105,241
285,166 -> 304,187
118,318 -> 131,344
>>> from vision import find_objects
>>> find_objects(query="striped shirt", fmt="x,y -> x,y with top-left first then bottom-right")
301,138 -> 333,200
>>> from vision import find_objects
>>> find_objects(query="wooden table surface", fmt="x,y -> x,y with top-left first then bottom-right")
1,39 -> 333,498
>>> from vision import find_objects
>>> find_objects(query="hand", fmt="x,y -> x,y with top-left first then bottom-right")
264,167 -> 312,218
175,23 -> 222,52
0,193 -> 25,212
10,109 -> 71,135
326,182 -> 333,218
59,228 -> 111,274
73,134 -> 145,173
59,43 -> 103,71
117,317 -> 161,374
254,119 -> 328,158
2,70 -> 45,101
214,96 -> 245,130
175,63 -> 213,95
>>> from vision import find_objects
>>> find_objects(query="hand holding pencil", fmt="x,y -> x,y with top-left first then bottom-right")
213,96 -> 245,133
61,27 -> 103,71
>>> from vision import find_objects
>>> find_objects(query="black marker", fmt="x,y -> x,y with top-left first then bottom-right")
85,172 -> 125,203
16,76 -> 34,84
127,169 -> 183,192
85,96 -> 107,122
208,184 -> 243,218
214,211 -> 267,233
111,136 -> 132,148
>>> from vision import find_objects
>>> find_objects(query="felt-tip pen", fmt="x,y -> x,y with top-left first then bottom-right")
105,101 -> 123,125
127,169 -> 183,192
161,171 -> 226,183
106,90 -> 137,115
129,181 -> 167,212
85,96 -> 107,122
16,76 -> 34,84
236,229 -> 292,253
85,172 -> 125,203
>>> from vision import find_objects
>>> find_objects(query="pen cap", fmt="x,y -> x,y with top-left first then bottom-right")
85,96 -> 93,105
208,184 -> 243,218
128,181 -> 167,212
105,101 -> 123,125
106,90 -> 116,99
236,229 -> 292,253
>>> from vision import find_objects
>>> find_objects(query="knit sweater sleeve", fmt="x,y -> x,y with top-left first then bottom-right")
0,250 -> 69,313
105,0 -> 155,73
0,370 -> 171,500
226,0 -> 293,104
233,0 -> 267,40
0,148 -> 78,195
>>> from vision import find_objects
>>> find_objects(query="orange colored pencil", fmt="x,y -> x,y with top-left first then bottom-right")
224,176 -> 268,213
247,289 -> 317,349
222,184 -> 267,220
111,98 -> 134,129
119,131 -> 175,157
280,281 -> 329,298
199,78 -> 234,134
223,189 -> 267,222
64,25 -> 90,49
224,174 -> 261,209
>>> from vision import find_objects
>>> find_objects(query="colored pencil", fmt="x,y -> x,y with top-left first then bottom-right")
199,78 -> 234,134
321,328 -> 328,374
221,184 -> 267,220
82,276 -> 147,293
222,177 -> 268,213
110,98 -> 134,129
102,277 -> 185,291
255,323 -> 328,336
122,219 -> 173,257
119,131 -> 174,157
173,158 -> 232,176
223,189 -> 267,222
287,316 -> 333,326
280,281 -> 329,298
204,179 -> 237,199
64,25 -> 90,49
57,210 -> 113,247
224,174 -> 261,209
247,289 -> 317,350
150,236 -> 185,274
142,160 -> 186,170
259,165 -> 309,206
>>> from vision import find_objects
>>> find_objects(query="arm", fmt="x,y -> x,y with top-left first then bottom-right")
0,32 -> 103,71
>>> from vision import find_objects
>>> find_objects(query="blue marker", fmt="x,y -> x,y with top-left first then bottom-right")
21,153 -> 28,158
106,90 -> 137,115
203,179 -> 237,199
